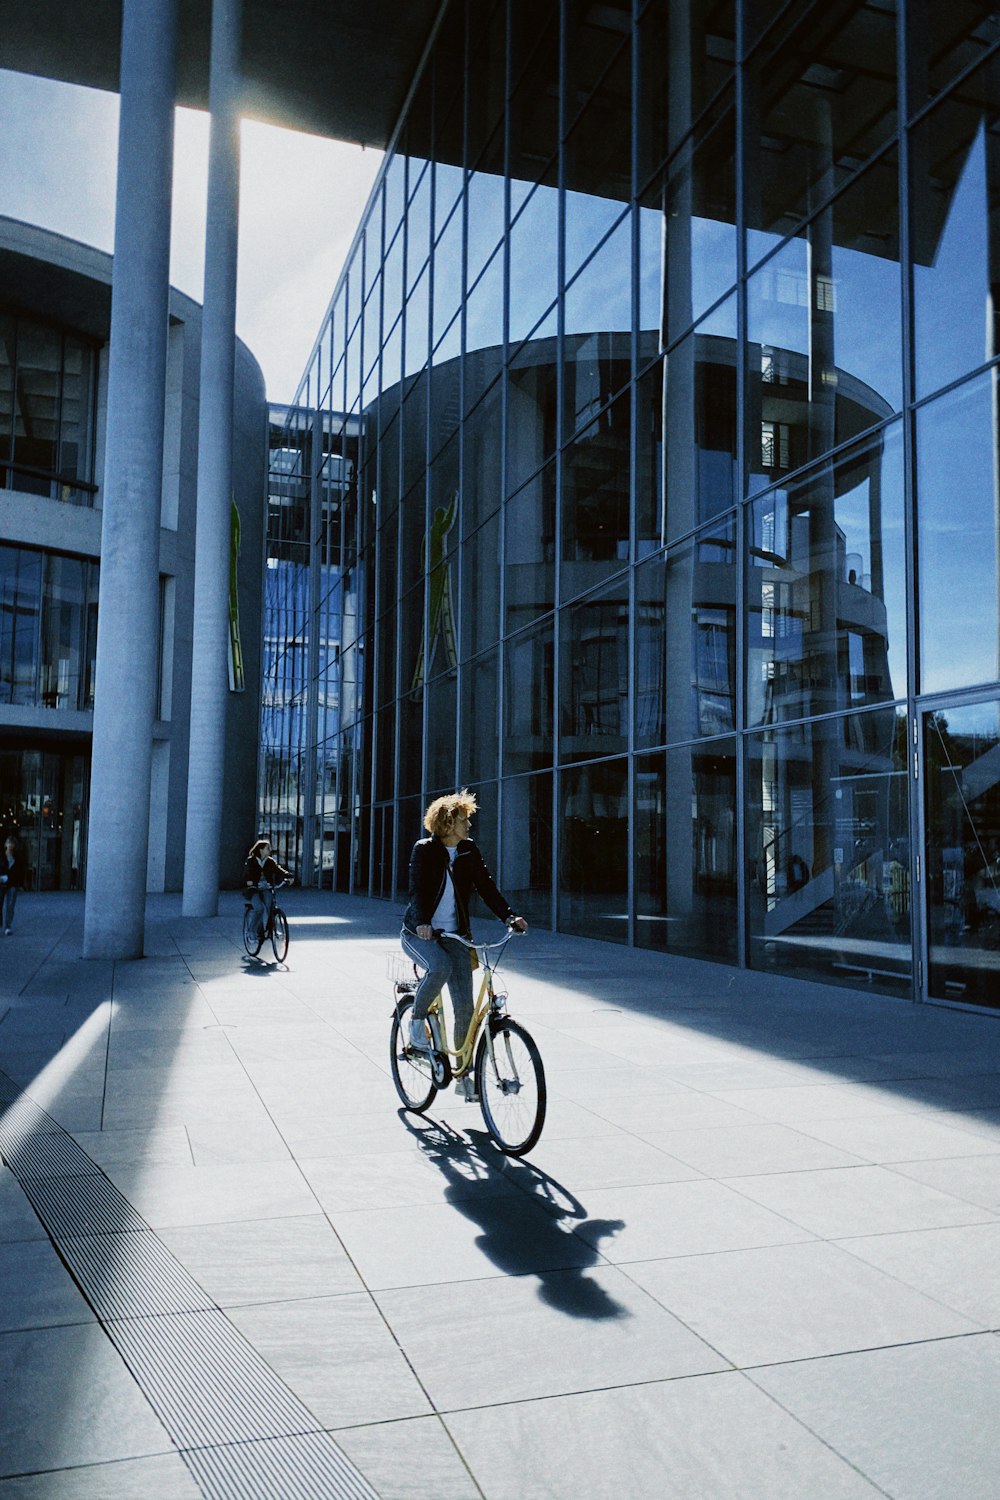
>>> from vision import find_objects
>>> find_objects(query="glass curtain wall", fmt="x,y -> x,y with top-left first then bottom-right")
0,313 -> 98,505
263,0 -> 1000,1010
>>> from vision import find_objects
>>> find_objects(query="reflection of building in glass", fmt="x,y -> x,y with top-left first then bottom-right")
0,219 -> 265,891
263,1 -> 1000,1012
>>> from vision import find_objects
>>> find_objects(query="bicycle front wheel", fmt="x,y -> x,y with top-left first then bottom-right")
242,905 -> 263,957
389,997 -> 437,1113
475,1018 -> 546,1156
270,907 -> 289,962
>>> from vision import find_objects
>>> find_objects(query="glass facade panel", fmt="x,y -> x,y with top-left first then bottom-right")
505,463 -> 555,634
924,698 -> 1000,1009
502,771 -> 553,927
635,739 -> 738,964
743,1 -> 899,269
636,517 -> 737,751
426,669 -> 457,789
560,756 -> 628,942
748,422 -> 907,725
509,187 -> 559,346
0,315 -> 97,504
664,296 -> 738,543
504,619 -> 553,774
636,0 -> 736,190
563,215 -> 632,358
747,707 -> 912,995
560,574 -> 629,765
460,650 -> 499,784
916,370 -> 1000,695
911,56 -> 1000,400
661,90 -> 738,345
746,157 -> 902,497
561,392 -> 630,597
0,545 -> 98,711
460,514 -> 501,662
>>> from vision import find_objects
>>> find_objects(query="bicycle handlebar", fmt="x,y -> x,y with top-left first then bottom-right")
433,924 -> 524,953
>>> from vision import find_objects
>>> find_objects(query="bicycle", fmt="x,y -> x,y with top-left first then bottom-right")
388,926 -> 546,1156
242,879 -> 290,963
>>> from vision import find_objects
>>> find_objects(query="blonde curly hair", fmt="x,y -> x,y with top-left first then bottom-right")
423,789 -> 478,838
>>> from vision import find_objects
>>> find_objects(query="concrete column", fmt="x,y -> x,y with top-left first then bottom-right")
300,408 -> 323,888
83,0 -> 178,959
182,0 -> 243,916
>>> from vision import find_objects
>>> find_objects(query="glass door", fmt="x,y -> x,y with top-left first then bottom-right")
923,697 -> 1000,1009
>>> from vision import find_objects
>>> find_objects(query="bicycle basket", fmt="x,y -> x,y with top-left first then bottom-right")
386,951 -> 419,985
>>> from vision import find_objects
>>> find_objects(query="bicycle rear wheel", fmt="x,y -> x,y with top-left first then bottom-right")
270,907 -> 289,962
242,905 -> 263,957
475,1018 -> 546,1156
389,996 -> 437,1112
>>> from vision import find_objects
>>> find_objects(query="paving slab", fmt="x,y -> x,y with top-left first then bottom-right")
4,888 -> 1000,1500
750,1335 -> 1000,1500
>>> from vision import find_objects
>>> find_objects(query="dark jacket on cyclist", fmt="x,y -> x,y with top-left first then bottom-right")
403,835 -> 514,940
242,854 -> 290,893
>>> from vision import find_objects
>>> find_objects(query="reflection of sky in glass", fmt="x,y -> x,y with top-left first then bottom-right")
914,124 -> 990,399
834,424 -> 907,700
748,236 -> 901,412
917,369 -> 999,694
564,215 -> 631,335
639,206 -> 661,333
467,171 -> 504,286
688,219 -> 737,330
509,187 -> 559,345
565,190 -> 624,284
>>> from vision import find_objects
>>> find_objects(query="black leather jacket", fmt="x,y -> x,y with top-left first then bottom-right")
403,836 -> 513,939
242,855 -> 291,891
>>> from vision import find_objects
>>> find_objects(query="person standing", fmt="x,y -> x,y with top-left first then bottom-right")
0,836 -> 25,935
401,790 -> 527,1100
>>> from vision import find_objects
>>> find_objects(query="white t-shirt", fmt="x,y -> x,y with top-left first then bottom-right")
430,846 -> 459,932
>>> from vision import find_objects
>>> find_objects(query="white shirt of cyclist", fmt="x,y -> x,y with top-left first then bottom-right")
430,845 -> 459,933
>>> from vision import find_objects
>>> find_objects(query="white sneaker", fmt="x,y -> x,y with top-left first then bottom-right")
454,1075 -> 479,1103
408,1017 -> 430,1051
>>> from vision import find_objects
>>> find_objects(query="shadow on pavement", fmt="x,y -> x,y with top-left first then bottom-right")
400,1112 -> 628,1320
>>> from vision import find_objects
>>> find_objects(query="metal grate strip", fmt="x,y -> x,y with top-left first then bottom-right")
0,1071 -> 379,1500
1,1129 -> 101,1179
20,1169 -> 149,1237
182,1432 -> 380,1500
60,1232 -> 216,1319
106,1310 -> 316,1449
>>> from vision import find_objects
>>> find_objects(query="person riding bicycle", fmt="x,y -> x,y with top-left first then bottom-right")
401,790 -> 527,1100
242,838 -> 292,941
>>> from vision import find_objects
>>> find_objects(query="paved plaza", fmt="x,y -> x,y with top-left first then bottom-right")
1,889 -> 999,1499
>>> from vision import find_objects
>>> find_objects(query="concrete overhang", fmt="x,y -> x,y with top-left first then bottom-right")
0,0 -> 441,148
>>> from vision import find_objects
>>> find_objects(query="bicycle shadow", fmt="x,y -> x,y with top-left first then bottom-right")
398,1112 -> 628,1321
239,955 -> 288,975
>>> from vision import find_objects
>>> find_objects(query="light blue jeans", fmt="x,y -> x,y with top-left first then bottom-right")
248,885 -> 273,938
400,928 -> 474,1046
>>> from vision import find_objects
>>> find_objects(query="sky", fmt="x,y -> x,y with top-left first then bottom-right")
0,68 -> 383,401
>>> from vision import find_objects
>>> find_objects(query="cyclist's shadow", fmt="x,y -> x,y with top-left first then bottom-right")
399,1113 -> 628,1321
240,957 -> 284,975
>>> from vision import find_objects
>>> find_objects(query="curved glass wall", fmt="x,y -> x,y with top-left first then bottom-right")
263,0 -> 1000,1011
0,313 -> 98,505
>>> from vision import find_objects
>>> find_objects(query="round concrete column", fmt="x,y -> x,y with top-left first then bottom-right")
182,0 -> 243,917
83,0 -> 178,959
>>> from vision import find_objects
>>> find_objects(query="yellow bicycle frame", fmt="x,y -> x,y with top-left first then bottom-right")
425,967 -> 497,1078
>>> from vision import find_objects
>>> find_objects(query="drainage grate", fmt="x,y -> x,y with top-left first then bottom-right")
184,1432 -> 380,1500
0,1071 -> 379,1500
